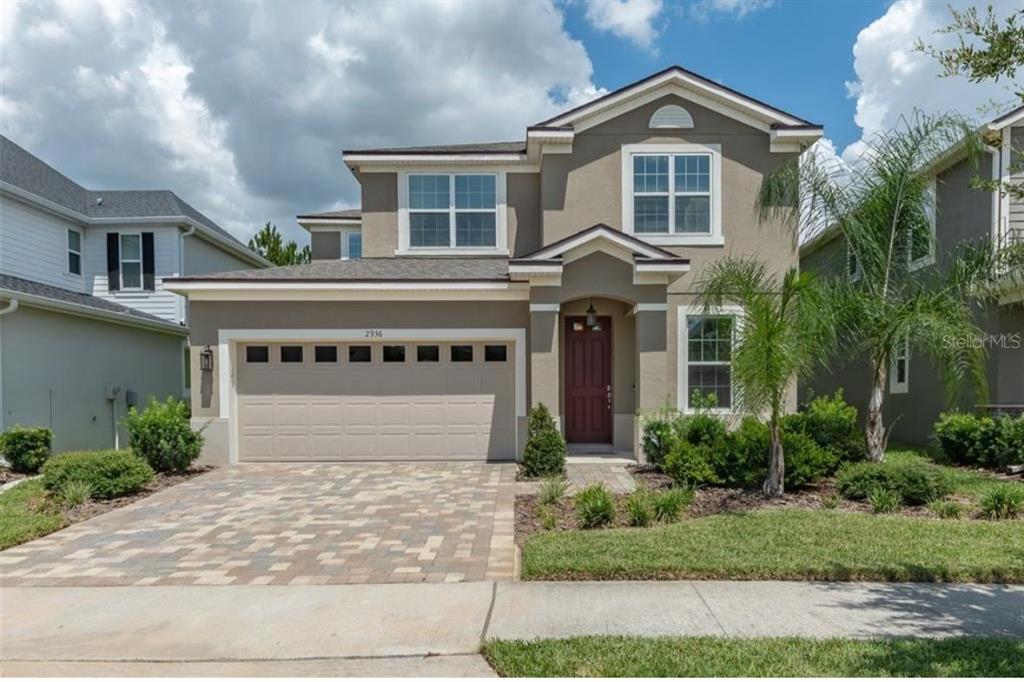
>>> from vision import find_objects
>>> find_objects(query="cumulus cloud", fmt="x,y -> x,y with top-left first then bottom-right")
690,0 -> 775,21
583,0 -> 663,50
0,0 -> 601,241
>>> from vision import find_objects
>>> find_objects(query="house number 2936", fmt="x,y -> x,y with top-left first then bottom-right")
364,329 -> 384,338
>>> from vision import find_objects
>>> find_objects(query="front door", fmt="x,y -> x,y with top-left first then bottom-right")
564,316 -> 612,443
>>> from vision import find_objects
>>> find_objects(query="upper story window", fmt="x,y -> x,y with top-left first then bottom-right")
119,233 -> 142,289
67,229 -> 82,276
890,335 -> 909,394
908,178 -> 936,270
399,172 -> 507,254
622,144 -> 723,246
347,231 -> 362,260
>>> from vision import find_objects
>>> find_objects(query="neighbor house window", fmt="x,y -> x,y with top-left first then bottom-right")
407,173 -> 498,249
890,335 -> 909,394
632,154 -> 711,234
347,232 -> 362,260
119,234 -> 142,289
67,229 -> 82,275
683,314 -> 734,410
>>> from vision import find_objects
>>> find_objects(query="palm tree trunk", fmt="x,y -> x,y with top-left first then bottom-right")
866,359 -> 887,462
763,419 -> 785,497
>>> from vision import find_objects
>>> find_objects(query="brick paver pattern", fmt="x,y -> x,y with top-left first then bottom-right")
1,463 -> 518,587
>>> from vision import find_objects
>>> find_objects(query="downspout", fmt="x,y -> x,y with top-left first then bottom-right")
0,299 -> 18,432
179,223 -> 195,325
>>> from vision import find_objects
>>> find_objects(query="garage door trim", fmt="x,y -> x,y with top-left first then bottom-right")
217,328 -> 526,463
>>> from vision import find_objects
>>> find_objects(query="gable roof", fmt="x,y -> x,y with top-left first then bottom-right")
296,208 -> 362,220
343,141 -> 526,156
513,223 -> 681,262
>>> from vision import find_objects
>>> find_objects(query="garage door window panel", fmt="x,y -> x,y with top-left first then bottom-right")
348,345 -> 372,363
314,345 -> 338,363
417,345 -> 440,362
451,345 -> 474,362
280,345 -> 304,363
485,344 -> 507,362
383,345 -> 406,363
246,345 -> 269,363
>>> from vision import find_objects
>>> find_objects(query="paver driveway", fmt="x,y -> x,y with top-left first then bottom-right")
1,462 -> 517,586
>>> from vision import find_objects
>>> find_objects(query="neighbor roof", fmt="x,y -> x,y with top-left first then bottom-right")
296,208 -> 362,220
342,141 -> 526,156
167,258 -> 511,282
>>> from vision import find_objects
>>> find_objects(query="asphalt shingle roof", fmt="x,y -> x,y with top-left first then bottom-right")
0,273 -> 184,329
343,141 -> 526,155
169,258 -> 510,282
297,208 -> 362,220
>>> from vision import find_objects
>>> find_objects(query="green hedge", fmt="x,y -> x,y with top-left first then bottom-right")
1,426 -> 52,474
522,403 -> 566,478
123,397 -> 203,473
836,459 -> 953,506
41,450 -> 154,500
935,412 -> 1024,468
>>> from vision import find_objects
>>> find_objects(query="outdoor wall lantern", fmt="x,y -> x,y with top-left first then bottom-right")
585,299 -> 598,329
200,345 -> 214,372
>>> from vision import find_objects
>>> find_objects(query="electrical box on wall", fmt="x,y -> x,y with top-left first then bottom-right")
125,390 -> 138,408
104,382 -> 122,401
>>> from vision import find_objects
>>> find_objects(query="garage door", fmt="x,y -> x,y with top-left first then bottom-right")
236,341 -> 516,461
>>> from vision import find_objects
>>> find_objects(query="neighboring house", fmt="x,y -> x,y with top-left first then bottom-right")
0,135 -> 270,451
800,106 -> 1024,446
298,209 -> 363,260
166,66 -> 823,465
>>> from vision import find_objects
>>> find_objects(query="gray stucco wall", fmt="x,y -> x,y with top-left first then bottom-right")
0,305 -> 185,452
310,231 -> 341,260
183,234 -> 254,275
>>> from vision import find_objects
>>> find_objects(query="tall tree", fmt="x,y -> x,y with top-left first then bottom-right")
758,112 -> 993,461
698,259 -> 835,497
248,222 -> 311,266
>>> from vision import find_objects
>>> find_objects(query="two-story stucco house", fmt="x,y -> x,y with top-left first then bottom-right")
167,66 -> 823,465
0,135 -> 269,451
801,106 -> 1024,446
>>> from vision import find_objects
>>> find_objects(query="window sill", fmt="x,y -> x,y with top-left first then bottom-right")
908,257 -> 935,272
630,234 -> 724,247
394,248 -> 509,257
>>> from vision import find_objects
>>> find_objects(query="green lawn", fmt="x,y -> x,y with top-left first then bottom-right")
521,509 -> 1024,582
0,479 -> 65,550
483,636 -> 1024,677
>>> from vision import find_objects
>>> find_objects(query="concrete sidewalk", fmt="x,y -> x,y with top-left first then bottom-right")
3,581 -> 1022,675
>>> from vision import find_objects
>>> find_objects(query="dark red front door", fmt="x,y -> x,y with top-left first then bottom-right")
564,316 -> 612,443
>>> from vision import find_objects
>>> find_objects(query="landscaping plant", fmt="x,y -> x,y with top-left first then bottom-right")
725,418 -> 836,490
539,505 -> 557,531
783,391 -> 864,463
651,488 -> 693,523
537,476 -> 569,506
521,403 -> 566,478
934,412 -> 986,464
640,407 -> 677,467
625,489 -> 654,527
868,487 -> 903,514
58,479 -> 94,507
41,450 -> 154,500
978,486 -> 1024,520
821,494 -> 840,510
663,440 -> 718,487
836,459 -> 952,505
123,397 -> 203,473
574,484 -> 615,529
1,426 -> 53,474
928,499 -> 964,519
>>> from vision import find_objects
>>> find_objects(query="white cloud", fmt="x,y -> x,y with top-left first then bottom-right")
583,0 -> 663,50
0,0 -> 601,241
690,0 -> 775,21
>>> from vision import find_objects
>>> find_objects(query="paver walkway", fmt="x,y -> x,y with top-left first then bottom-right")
0,462 -> 517,586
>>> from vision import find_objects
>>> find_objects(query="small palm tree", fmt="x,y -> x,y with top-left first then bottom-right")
698,258 -> 835,497
758,111 -> 999,461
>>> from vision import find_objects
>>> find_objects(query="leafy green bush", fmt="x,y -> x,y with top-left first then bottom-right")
934,412 -> 1024,468
625,489 -> 653,527
868,487 -> 902,514
651,488 -> 693,522
1,426 -> 53,474
836,460 -> 952,505
58,479 -> 93,507
42,450 -> 154,500
537,476 -> 569,506
821,494 -> 840,510
641,414 -> 676,467
722,419 -> 836,490
927,499 -> 964,519
935,412 -> 985,464
784,391 -> 864,464
521,404 -> 566,478
978,486 -> 1024,520
123,397 -> 203,473
574,484 -> 615,528
663,440 -> 719,487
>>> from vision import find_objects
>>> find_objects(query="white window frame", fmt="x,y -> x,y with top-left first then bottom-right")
66,227 -> 82,277
622,143 -> 723,246
346,230 -> 362,260
397,170 -> 508,255
909,177 -> 937,271
677,304 -> 741,414
119,232 -> 143,291
890,335 -> 910,394
846,241 -> 862,282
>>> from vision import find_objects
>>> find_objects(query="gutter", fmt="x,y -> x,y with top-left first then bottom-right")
0,298 -> 16,431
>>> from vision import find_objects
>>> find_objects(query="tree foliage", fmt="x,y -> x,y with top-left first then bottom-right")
248,222 -> 311,266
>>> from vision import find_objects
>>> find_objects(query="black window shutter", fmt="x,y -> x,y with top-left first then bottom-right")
106,233 -> 120,291
142,232 -> 155,291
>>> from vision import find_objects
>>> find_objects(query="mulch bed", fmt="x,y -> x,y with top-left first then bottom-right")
0,468 -> 29,486
61,466 -> 213,524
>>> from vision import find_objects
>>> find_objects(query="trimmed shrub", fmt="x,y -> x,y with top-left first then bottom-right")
836,459 -> 952,505
978,486 -> 1024,520
868,487 -> 902,514
783,391 -> 864,464
678,412 -> 729,453
935,412 -> 985,464
641,414 -> 676,467
934,412 -> 1024,468
574,484 -> 615,528
42,450 -> 154,500
537,476 -> 569,506
625,489 -> 654,527
722,419 -> 836,490
651,488 -> 693,522
663,440 -> 719,487
521,404 -> 566,478
123,397 -> 203,473
1,426 -> 53,474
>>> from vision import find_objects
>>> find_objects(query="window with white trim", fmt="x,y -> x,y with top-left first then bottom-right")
119,233 -> 142,289
347,231 -> 362,260
909,178 -> 936,269
683,314 -> 735,410
846,242 -> 862,282
632,154 -> 711,234
408,173 -> 497,248
890,335 -> 909,394
67,229 -> 82,275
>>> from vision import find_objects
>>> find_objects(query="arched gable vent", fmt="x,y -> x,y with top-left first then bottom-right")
649,104 -> 694,129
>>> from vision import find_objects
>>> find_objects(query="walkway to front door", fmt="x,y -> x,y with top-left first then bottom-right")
564,315 -> 612,444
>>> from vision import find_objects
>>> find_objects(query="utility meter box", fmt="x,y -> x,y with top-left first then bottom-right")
125,390 -> 138,408
104,383 -> 122,401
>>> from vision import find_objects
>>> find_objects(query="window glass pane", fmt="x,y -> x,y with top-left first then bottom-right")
280,345 -> 303,363
633,155 -> 668,193
634,196 -> 669,233
314,345 -> 338,363
675,196 -> 710,233
909,221 -> 930,261
410,213 -> 451,247
68,252 -> 81,275
67,229 -> 81,252
121,262 -> 141,288
675,154 -> 710,192
382,345 -> 405,362
348,345 -> 371,363
417,345 -> 440,362
687,317 -> 732,362
409,175 -> 450,210
688,365 -> 732,408
455,213 -> 496,247
455,175 -> 495,209
246,346 -> 269,363
484,345 -> 507,362
121,234 -> 141,259
347,232 -> 362,259
451,345 -> 473,362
